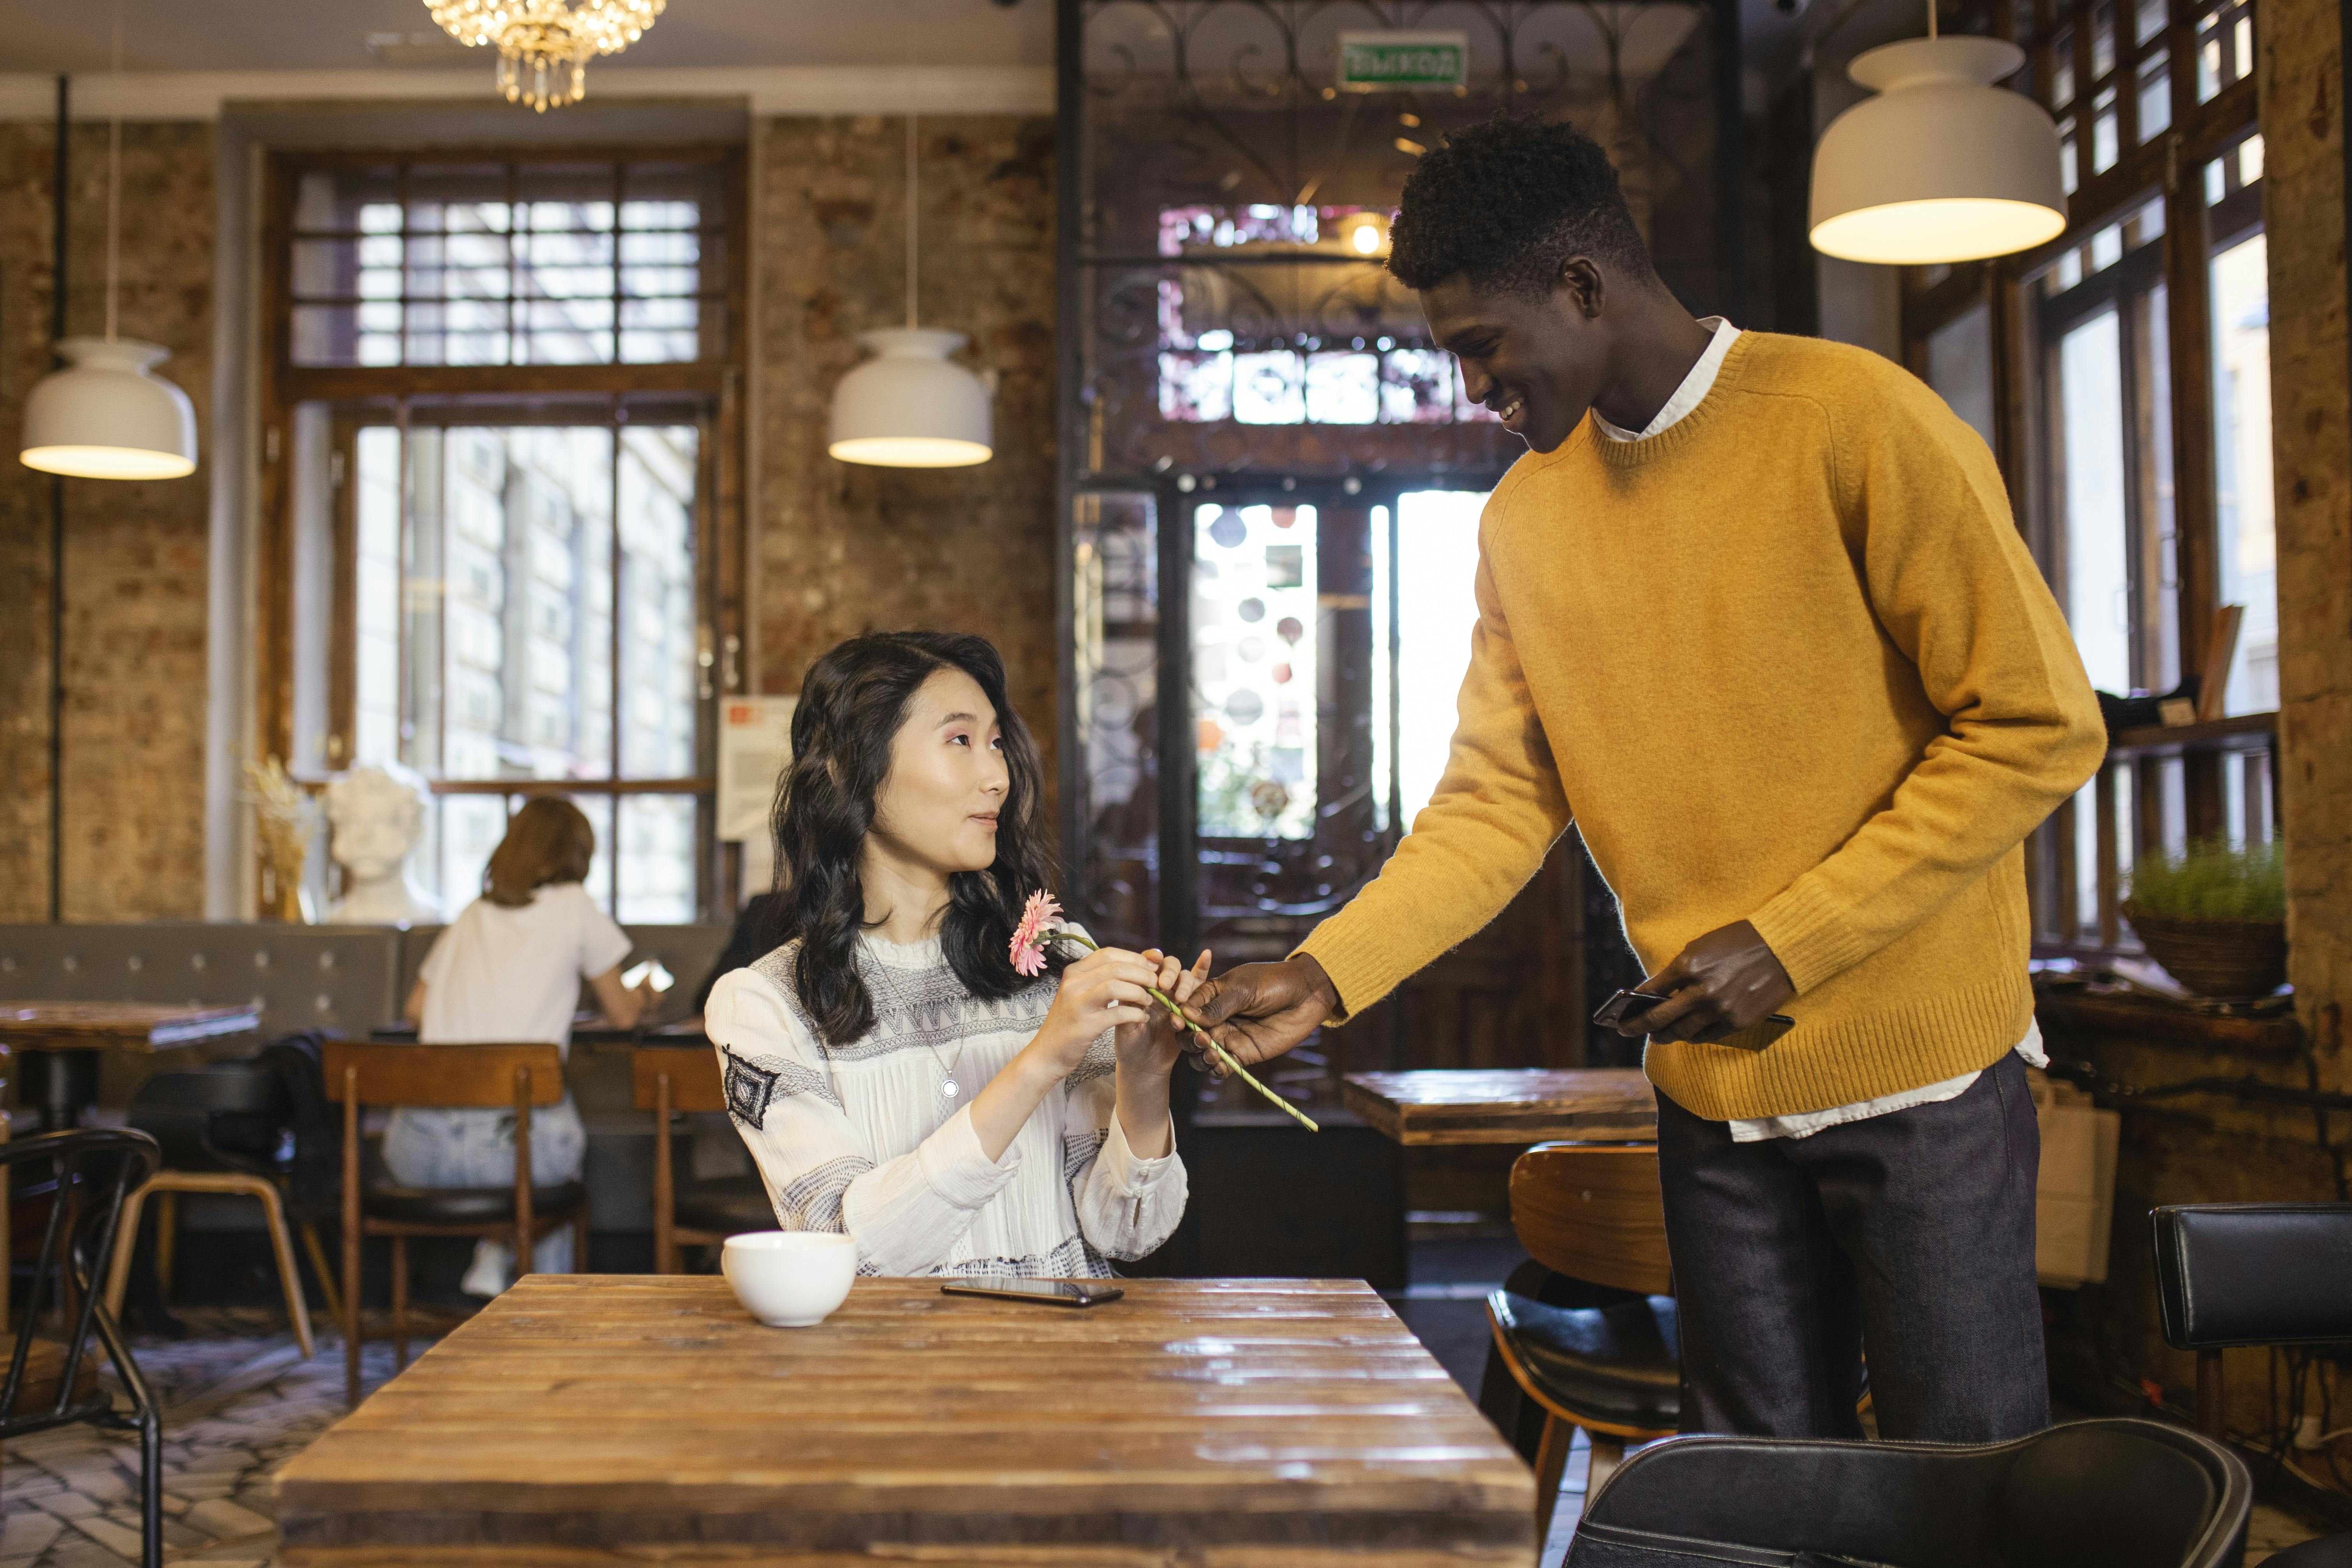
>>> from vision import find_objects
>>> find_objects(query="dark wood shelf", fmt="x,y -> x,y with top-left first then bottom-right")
2107,711 -> 2277,757
2036,986 -> 2303,1053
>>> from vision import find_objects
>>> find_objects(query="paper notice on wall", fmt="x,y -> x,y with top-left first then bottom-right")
718,696 -> 796,843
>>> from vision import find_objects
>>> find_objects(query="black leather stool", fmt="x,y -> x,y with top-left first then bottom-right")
2152,1203 -> 2352,1568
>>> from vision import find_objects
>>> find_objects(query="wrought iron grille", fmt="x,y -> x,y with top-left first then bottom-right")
1059,0 -> 1738,485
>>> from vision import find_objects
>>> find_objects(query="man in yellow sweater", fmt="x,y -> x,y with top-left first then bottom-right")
1194,116 -> 2105,1443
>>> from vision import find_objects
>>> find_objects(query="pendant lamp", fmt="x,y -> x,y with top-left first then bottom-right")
829,102 -> 993,468
19,29 -> 198,482
1808,9 -> 2067,266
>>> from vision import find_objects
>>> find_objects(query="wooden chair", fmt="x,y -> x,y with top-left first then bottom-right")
323,1042 -> 585,1408
1487,1141 -> 1677,1539
100,1171 -> 314,1358
633,1048 -> 775,1273
100,1056 -> 324,1356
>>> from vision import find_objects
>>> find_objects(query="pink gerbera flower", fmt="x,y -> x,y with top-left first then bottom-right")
1009,890 -> 1063,977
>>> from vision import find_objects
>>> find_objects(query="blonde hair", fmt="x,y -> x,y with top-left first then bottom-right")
483,797 -> 595,908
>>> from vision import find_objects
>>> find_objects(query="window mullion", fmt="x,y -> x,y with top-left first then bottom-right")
610,413 -> 626,916
2071,5 -> 2096,190
2160,161 -> 2219,694
2115,285 -> 2149,688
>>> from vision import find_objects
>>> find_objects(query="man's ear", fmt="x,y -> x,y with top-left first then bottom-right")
1554,256 -> 1605,321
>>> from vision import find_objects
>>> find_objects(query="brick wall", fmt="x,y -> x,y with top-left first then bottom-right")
2267,0 -> 2351,1051
0,110 -> 1058,921
750,114 -> 1060,792
0,120 -> 215,923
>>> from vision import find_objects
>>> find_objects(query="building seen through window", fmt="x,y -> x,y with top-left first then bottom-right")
268,149 -> 741,920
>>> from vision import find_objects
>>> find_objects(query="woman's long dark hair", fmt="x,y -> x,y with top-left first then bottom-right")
772,631 -> 1063,1046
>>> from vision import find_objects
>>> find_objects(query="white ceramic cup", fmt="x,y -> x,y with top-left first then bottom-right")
721,1230 -> 857,1327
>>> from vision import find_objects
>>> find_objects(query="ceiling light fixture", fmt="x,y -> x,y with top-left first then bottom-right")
426,0 -> 666,113
19,19 -> 198,482
1807,4 -> 2066,265
1338,211 -> 1390,257
828,94 -> 994,469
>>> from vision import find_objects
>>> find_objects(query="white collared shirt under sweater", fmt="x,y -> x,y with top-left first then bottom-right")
704,930 -> 1187,1278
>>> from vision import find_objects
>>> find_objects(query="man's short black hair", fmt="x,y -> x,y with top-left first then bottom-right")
1387,114 -> 1654,297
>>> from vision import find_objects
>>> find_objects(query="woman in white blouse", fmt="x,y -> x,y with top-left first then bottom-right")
704,632 -> 1201,1277
397,796 -> 654,1294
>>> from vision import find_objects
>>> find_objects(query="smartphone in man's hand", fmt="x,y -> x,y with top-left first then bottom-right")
1592,988 -> 1672,1030
1592,986 -> 1796,1048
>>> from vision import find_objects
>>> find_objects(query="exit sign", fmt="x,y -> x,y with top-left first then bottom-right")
1336,31 -> 1469,93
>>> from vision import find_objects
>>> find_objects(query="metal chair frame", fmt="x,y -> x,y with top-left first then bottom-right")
0,1128 -> 165,1568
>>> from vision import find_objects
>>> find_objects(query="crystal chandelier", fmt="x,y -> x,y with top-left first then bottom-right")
427,1 -> 667,112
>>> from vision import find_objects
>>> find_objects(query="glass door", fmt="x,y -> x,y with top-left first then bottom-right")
1065,473 -> 1636,1111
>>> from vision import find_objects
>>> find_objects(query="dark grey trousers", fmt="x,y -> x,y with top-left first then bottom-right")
1655,1050 -> 2050,1443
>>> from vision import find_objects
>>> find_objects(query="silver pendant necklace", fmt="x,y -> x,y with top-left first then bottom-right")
868,943 -> 967,1102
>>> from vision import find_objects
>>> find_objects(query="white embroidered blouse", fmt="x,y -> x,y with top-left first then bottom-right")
703,930 -> 1188,1278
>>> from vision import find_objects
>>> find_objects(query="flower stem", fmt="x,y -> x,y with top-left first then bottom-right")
1053,932 -> 1320,1133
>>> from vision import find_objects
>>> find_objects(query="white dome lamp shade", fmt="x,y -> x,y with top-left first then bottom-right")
21,337 -> 198,481
19,23 -> 200,484
829,69 -> 993,469
1809,34 -> 2068,266
828,328 -> 993,468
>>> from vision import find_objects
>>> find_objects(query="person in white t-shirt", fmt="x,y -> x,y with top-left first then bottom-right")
390,796 -> 654,1296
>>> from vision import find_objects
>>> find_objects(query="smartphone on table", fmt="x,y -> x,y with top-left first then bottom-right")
1592,988 -> 1795,1051
940,1277 -> 1125,1308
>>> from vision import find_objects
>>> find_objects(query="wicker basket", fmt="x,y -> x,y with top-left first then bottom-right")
2120,903 -> 2288,999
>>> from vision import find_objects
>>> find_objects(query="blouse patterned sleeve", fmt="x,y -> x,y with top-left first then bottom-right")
703,965 -> 1019,1276
1059,1036 -> 1189,1262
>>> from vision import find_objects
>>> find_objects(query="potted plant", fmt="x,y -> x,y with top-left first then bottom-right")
2122,840 -> 2287,999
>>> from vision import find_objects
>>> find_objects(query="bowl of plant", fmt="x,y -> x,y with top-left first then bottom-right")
2121,841 -> 2287,1000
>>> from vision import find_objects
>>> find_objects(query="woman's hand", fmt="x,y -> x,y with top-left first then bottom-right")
1116,948 -> 1211,1078
588,965 -> 655,1031
1029,945 -> 1169,1076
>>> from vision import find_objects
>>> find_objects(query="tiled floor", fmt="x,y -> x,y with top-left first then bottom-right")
0,1311 -> 410,1568
0,1294 -> 2332,1566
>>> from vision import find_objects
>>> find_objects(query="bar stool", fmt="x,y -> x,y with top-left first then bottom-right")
323,1041 -> 584,1408
1486,1141 -> 1677,1539
2153,1203 -> 2352,1567
633,1048 -> 773,1272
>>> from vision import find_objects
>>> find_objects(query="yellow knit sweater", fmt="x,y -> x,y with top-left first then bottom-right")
1299,331 -> 2105,1121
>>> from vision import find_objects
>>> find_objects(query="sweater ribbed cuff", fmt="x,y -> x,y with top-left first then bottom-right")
1294,915 -> 1413,1027
918,1106 -> 1020,1211
1748,876 -> 1873,995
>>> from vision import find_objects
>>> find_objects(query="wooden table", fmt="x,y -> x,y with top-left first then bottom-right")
1342,1067 -> 1658,1146
275,1275 -> 1535,1566
0,1001 -> 261,1132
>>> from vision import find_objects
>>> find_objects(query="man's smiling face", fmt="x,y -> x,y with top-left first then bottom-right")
1420,264 -> 1613,454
